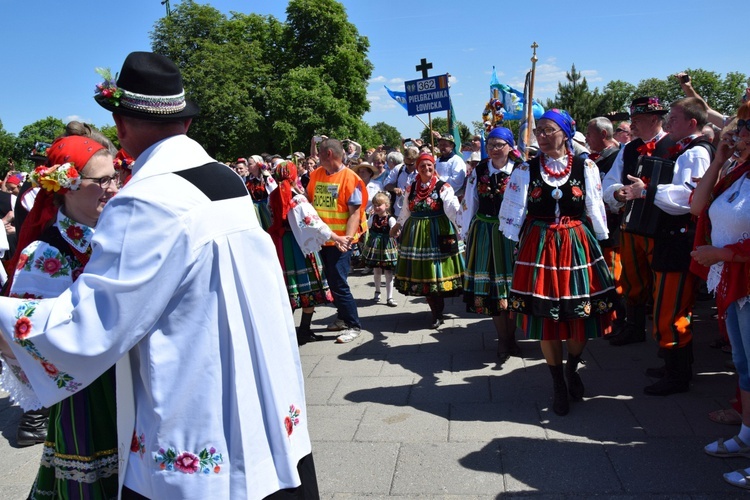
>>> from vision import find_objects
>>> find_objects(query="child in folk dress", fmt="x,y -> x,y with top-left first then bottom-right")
361,192 -> 399,306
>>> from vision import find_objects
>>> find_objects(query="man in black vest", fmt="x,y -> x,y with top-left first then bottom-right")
586,117 -> 626,335
604,97 -> 713,395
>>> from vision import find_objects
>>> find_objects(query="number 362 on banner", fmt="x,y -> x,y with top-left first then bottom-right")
404,74 -> 450,117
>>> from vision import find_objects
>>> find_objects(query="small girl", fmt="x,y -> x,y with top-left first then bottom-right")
361,192 -> 399,306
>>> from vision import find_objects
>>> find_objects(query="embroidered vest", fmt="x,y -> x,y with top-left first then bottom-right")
526,155 -> 587,220
474,160 -> 512,217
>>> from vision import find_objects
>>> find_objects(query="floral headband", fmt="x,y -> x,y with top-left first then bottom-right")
29,163 -> 82,194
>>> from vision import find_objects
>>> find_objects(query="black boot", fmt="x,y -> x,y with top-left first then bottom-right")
566,353 -> 585,400
548,365 -> 569,416
604,296 -> 627,339
16,407 -> 49,447
610,304 -> 647,346
495,313 -> 521,364
645,343 -> 694,381
644,346 -> 691,395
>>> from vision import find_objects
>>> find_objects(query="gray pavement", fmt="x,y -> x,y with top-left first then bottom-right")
0,272 -> 746,498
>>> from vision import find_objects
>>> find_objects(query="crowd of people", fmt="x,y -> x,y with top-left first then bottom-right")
0,51 -> 748,496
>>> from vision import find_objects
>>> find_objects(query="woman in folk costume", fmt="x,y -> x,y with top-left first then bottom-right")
459,127 -> 522,365
0,134 -> 119,498
499,109 -> 615,416
267,161 -> 348,345
246,154 -> 277,230
390,152 -> 464,329
691,104 -> 750,490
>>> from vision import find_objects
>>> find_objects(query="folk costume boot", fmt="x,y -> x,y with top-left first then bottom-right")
296,311 -> 321,346
604,296 -> 628,339
16,407 -> 50,447
565,353 -> 585,401
548,364 -> 569,416
610,304 -> 647,346
494,313 -> 521,365
646,342 -> 694,381
644,346 -> 692,396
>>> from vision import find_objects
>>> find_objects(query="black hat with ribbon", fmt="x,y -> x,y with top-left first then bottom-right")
94,51 -> 199,121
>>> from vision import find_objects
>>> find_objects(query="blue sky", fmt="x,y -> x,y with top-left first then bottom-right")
1,0 -> 747,146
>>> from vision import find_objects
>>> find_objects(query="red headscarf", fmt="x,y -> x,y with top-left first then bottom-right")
4,136 -> 105,294
268,161 -> 299,241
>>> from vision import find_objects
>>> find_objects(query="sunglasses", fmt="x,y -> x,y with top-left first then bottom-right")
615,128 -> 630,134
737,119 -> 750,132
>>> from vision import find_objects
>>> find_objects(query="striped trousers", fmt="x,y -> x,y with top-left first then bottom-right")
619,231 -> 697,349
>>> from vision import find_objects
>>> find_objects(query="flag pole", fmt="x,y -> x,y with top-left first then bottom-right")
524,42 -> 539,160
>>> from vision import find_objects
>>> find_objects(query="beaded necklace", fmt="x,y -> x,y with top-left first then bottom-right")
541,152 -> 573,179
414,175 -> 438,202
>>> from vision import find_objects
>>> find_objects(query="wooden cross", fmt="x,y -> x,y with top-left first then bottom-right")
416,58 -> 433,78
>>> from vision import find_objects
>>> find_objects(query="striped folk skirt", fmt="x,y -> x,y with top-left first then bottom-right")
394,212 -> 465,297
29,368 -> 118,500
361,230 -> 399,270
279,229 -> 333,310
509,218 -> 615,341
463,213 -> 516,315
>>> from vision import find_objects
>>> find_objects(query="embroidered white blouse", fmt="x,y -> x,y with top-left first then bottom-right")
498,155 -> 609,242
0,211 -> 94,411
0,135 -> 311,500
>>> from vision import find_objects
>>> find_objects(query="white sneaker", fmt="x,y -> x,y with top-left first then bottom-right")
326,319 -> 347,331
335,328 -> 361,343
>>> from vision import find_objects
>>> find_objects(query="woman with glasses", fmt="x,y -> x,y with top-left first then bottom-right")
499,109 -> 615,416
459,127 -> 522,365
0,131 -> 120,498
691,104 -> 750,490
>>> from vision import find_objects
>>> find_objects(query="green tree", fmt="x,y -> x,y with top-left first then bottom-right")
0,120 -> 16,171
596,80 -> 636,116
14,117 -> 65,170
418,117 -> 470,147
545,64 -> 601,126
371,122 -> 402,149
150,0 -> 373,158
99,125 -> 120,150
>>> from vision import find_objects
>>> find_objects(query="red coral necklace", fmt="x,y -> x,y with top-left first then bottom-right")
414,175 -> 437,202
541,153 -> 573,179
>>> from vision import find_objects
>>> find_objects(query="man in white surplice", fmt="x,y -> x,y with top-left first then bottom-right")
0,52 -> 318,500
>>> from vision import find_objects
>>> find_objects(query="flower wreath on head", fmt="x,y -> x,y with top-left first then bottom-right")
94,67 -> 122,107
29,163 -> 82,194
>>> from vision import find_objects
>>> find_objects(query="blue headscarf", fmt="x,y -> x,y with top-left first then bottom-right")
487,127 -> 515,149
540,109 -> 575,139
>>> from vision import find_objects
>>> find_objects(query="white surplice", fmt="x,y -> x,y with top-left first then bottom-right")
0,135 -> 311,500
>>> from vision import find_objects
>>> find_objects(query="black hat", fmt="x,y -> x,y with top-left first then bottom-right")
94,51 -> 199,121
629,96 -> 668,116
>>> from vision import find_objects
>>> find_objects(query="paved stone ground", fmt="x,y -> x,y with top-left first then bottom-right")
0,272 -> 746,498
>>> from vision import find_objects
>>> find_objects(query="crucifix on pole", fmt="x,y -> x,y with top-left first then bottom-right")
415,58 -> 435,149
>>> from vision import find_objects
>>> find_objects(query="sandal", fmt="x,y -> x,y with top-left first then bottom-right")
708,408 -> 743,426
704,435 -> 750,458
724,468 -> 750,490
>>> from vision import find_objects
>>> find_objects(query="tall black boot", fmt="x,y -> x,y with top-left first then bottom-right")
644,346 -> 691,395
16,407 -> 49,447
645,342 -> 693,381
296,311 -> 321,346
548,364 -> 569,416
605,296 -> 628,338
610,304 -> 647,346
566,353 -> 585,400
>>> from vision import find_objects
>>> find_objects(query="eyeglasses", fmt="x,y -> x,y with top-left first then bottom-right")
533,127 -> 562,137
486,141 -> 508,150
737,119 -> 750,132
81,175 -> 118,188
404,162 -> 416,167
615,128 -> 630,134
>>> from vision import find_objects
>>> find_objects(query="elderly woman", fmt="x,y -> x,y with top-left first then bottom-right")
499,109 -> 615,416
390,152 -> 464,328
0,133 -> 119,498
692,104 -> 750,490
246,154 -> 277,230
460,127 -> 522,364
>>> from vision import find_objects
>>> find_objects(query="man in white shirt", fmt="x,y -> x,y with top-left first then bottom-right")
0,52 -> 318,499
433,134 -> 466,194
384,146 -> 419,217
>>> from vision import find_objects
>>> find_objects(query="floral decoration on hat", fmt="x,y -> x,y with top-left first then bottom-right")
29,163 -> 82,194
94,68 -> 123,108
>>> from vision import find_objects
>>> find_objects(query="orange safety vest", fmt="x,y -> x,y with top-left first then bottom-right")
307,167 -> 368,244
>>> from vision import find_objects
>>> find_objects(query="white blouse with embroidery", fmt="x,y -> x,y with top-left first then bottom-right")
498,156 -> 609,242
0,211 -> 93,411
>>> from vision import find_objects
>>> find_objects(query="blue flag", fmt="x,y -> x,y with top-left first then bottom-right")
385,85 -> 408,112
489,67 -> 544,121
